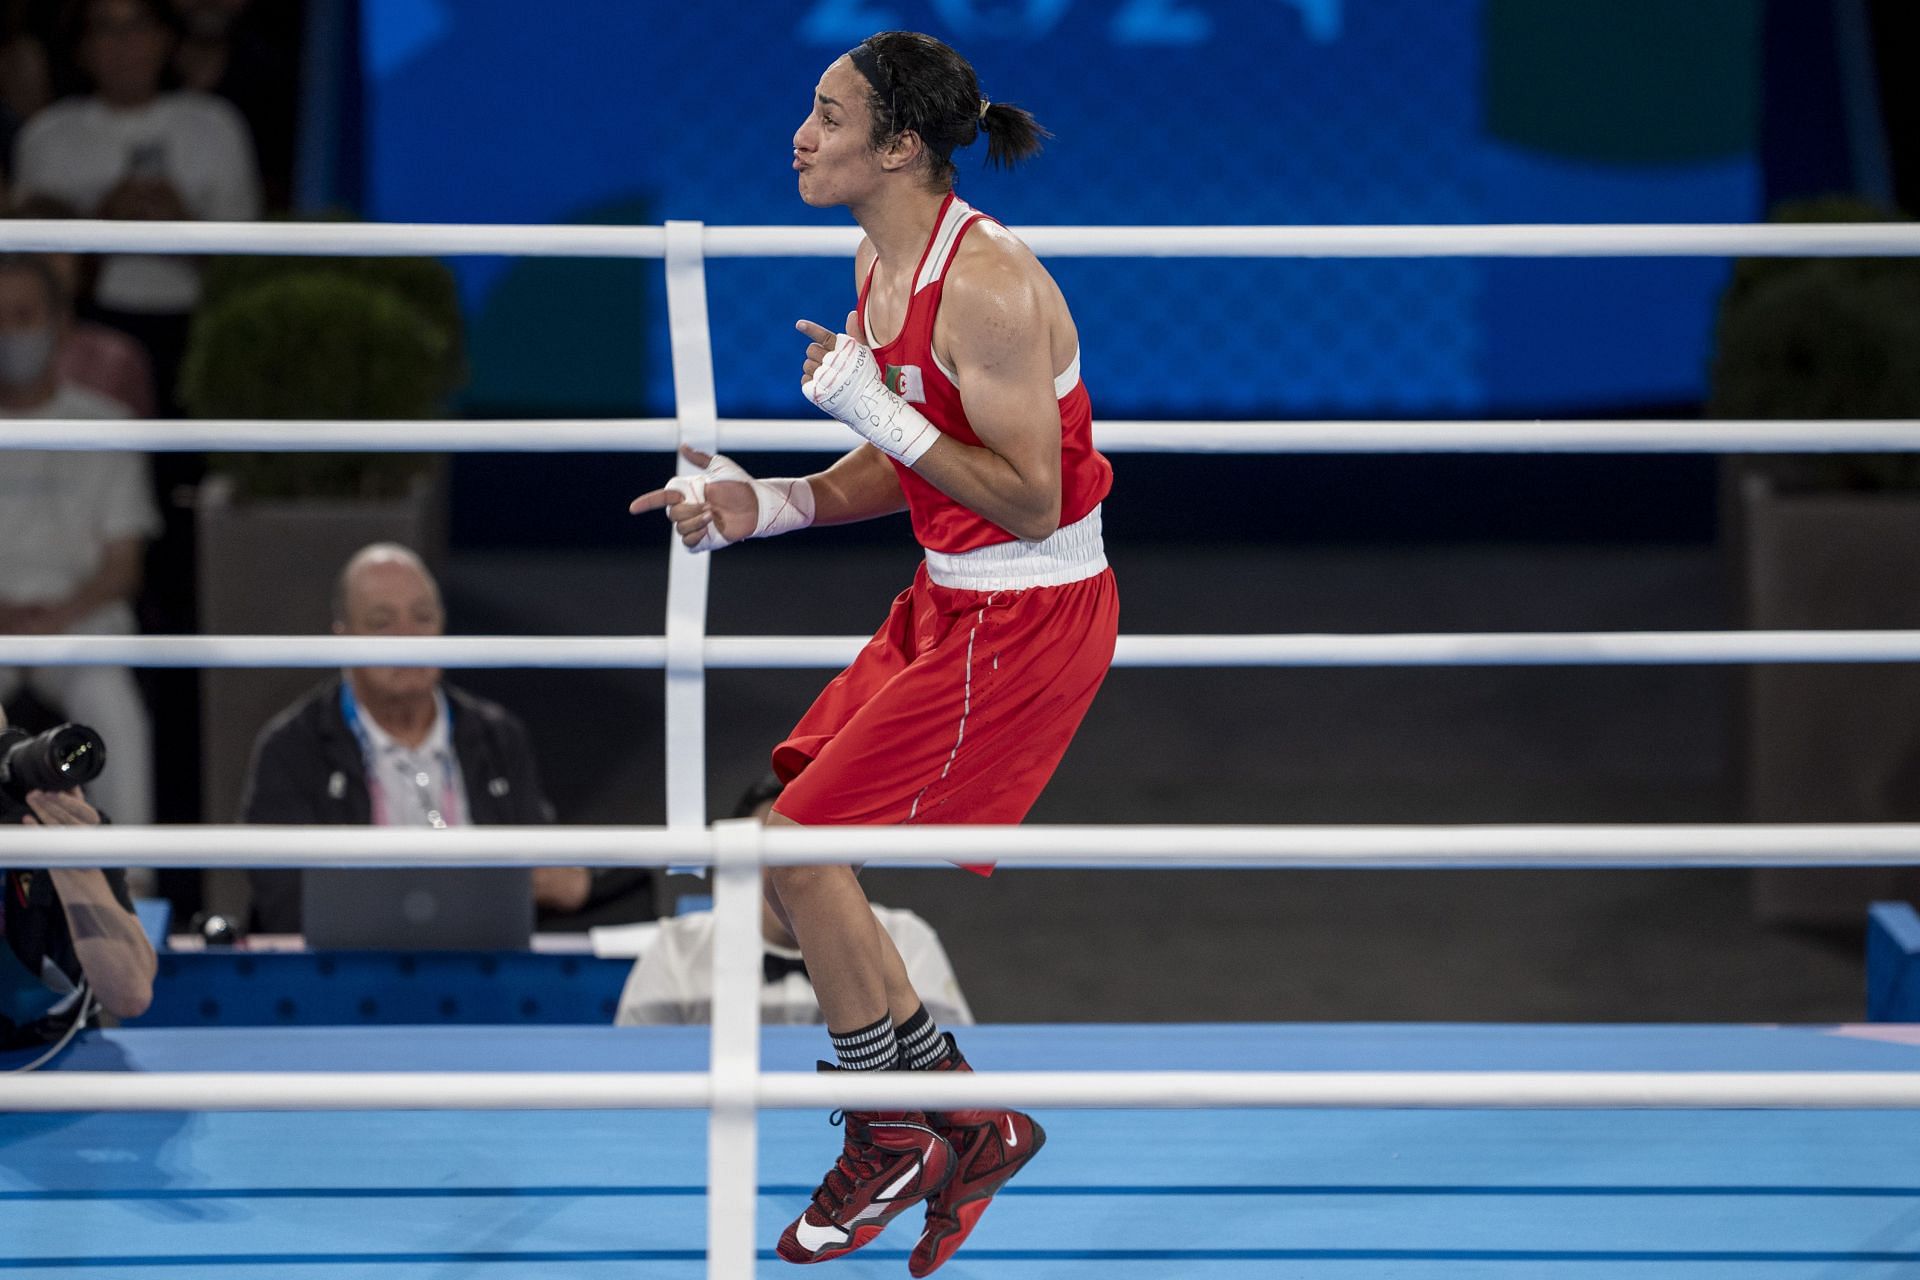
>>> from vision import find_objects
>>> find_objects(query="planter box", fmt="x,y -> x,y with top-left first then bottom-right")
1743,475 -> 1920,926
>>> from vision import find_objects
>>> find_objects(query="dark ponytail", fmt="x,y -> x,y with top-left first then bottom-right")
979,101 -> 1050,170
851,31 -> 1053,188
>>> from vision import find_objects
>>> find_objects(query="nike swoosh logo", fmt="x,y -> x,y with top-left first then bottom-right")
794,1155 -> 923,1252
852,1163 -> 922,1220
795,1217 -> 850,1253
1003,1119 -> 1019,1149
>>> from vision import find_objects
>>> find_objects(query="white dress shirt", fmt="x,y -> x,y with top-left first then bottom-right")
349,688 -> 468,829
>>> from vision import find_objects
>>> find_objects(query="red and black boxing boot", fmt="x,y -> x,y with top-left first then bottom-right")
776,1065 -> 957,1264
907,1033 -> 1048,1277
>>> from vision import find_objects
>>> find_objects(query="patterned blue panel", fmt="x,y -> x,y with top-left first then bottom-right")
137,951 -> 630,1026
360,0 -> 1757,418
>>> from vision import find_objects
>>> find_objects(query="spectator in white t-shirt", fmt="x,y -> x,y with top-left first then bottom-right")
0,253 -> 159,826
615,777 -> 974,1027
10,0 -> 260,406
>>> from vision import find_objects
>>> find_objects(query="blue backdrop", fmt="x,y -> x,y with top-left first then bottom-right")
357,0 -> 1761,421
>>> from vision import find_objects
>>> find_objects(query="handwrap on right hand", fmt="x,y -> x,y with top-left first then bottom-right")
665,452 -> 815,552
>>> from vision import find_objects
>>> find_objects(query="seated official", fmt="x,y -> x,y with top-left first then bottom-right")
1,704 -> 155,1054
615,777 -> 971,1026
238,543 -> 653,935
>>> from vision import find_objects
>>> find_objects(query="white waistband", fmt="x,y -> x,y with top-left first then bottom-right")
923,504 -> 1108,591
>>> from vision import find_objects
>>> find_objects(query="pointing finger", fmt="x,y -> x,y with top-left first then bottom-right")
795,318 -> 836,347
629,487 -> 675,515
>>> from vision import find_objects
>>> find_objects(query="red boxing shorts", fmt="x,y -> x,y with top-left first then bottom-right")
771,557 -> 1118,862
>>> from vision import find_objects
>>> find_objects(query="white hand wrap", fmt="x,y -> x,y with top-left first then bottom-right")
802,335 -> 941,466
665,452 -> 814,553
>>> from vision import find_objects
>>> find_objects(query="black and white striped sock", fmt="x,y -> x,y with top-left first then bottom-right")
830,1014 -> 898,1072
895,1005 -> 947,1070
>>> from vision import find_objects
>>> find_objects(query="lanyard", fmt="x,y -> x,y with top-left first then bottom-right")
339,684 -> 459,828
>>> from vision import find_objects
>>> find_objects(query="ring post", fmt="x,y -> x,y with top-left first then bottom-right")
663,221 -> 717,834
708,817 -> 765,1278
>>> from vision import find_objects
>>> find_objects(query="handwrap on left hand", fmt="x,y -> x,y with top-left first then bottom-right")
664,452 -> 814,552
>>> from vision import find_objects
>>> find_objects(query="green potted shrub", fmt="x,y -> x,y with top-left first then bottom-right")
1711,196 -> 1920,926
181,251 -> 464,497
182,249 -> 466,838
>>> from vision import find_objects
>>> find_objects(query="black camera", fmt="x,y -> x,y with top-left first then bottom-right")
0,723 -> 107,812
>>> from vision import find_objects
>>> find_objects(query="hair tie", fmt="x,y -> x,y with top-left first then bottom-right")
978,98 -> 991,121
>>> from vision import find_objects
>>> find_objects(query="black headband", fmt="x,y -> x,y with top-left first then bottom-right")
846,42 -> 962,163
848,43 -> 885,98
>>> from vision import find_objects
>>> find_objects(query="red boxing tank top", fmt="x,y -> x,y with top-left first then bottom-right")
855,192 -> 1113,555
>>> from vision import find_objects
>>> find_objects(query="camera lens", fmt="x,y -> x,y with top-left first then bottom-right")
0,723 -> 107,801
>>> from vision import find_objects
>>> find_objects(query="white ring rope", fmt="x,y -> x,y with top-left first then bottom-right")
1009,223 -> 1920,260
9,218 -> 1916,1278
10,821 -> 1920,870
5,219 -> 1920,258
0,219 -> 675,257
6,629 -> 1920,670
5,1071 -> 1919,1113
5,417 -> 1920,454
0,636 -> 671,667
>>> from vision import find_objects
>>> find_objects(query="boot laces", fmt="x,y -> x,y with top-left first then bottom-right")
813,1111 -> 891,1219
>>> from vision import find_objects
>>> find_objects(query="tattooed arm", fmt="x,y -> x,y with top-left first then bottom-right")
28,789 -> 157,1019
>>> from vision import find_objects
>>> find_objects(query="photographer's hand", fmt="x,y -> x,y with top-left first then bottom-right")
22,789 -> 102,827
28,789 -> 157,1020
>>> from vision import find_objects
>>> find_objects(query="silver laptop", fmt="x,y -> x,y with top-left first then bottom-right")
301,869 -> 534,951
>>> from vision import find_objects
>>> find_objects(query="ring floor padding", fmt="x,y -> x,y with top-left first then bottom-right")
6,1023 -> 1920,1278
